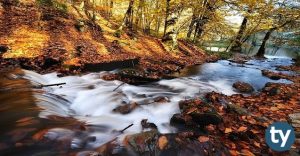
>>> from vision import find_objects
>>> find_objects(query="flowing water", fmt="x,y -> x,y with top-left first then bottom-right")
0,56 -> 296,155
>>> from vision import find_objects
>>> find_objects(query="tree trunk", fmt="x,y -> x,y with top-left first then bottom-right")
109,0 -> 113,18
92,0 -> 96,21
256,28 -> 275,57
135,0 -> 143,29
230,17 -> 248,53
118,0 -> 134,30
155,0 -> 161,36
163,0 -> 170,37
187,14 -> 196,38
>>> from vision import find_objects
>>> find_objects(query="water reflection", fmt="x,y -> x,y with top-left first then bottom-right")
205,46 -> 298,58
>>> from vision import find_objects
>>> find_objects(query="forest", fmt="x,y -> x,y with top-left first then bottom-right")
0,0 -> 300,156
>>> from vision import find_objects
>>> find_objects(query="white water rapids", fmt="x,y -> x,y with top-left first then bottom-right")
19,58 -> 293,148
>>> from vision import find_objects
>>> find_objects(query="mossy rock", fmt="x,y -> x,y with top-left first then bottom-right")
113,30 -> 122,38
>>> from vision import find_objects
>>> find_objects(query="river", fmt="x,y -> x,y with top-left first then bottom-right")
0,55 -> 296,155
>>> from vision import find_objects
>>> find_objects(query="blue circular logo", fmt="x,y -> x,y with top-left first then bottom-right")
265,122 -> 295,151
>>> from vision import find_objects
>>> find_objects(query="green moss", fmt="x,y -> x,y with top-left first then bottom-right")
36,0 -> 68,13
205,51 -> 233,60
218,51 -> 233,59
113,30 -> 122,38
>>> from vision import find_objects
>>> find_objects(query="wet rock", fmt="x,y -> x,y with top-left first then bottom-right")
190,112 -> 222,126
170,114 -> 186,125
123,130 -> 159,154
178,99 -> 223,126
170,113 -> 195,129
153,96 -> 170,103
261,70 -> 281,80
141,119 -> 158,131
232,81 -> 254,93
228,53 -> 250,63
227,103 -> 250,116
263,82 -> 281,96
289,113 -> 300,129
0,45 -> 9,53
43,57 -> 62,69
268,87 -> 281,96
113,102 -> 138,114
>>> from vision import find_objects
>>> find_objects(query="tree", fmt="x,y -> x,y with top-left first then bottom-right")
256,1 -> 300,57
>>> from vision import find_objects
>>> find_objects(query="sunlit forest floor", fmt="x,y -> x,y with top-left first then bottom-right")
0,0 -> 217,80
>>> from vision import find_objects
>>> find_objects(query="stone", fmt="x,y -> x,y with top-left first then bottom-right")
0,45 -> 8,53
153,96 -> 170,103
112,102 -> 138,114
227,103 -> 250,116
123,130 -> 159,154
261,70 -> 281,80
232,81 -> 254,93
170,114 -> 186,125
190,112 -> 223,126
141,119 -> 158,130
263,83 -> 282,96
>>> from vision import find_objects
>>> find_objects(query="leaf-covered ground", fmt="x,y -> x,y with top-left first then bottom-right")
0,1 -> 217,78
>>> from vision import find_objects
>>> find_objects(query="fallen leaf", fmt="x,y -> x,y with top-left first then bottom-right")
237,126 -> 247,132
225,128 -> 232,134
198,136 -> 209,143
32,129 -> 48,141
254,141 -> 260,147
158,136 -> 168,150
270,107 -> 279,111
241,149 -> 255,156
250,129 -> 260,134
16,117 -> 34,123
229,150 -> 238,156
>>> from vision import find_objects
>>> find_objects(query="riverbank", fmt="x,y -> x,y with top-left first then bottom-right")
0,1 -> 218,80
1,57 -> 299,156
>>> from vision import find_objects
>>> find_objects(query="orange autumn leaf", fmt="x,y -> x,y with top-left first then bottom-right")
250,129 -> 260,134
229,150 -> 238,156
254,141 -> 260,148
241,149 -> 255,156
32,129 -> 49,141
270,107 -> 279,111
237,126 -> 247,132
158,136 -> 168,150
225,128 -> 232,134
16,117 -> 34,123
198,136 -> 209,143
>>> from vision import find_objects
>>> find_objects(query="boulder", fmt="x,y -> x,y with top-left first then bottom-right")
123,130 -> 159,154
227,103 -> 250,116
262,82 -> 281,96
232,81 -> 254,93
261,70 -> 281,80
112,102 -> 138,114
0,45 -> 8,53
190,112 -> 223,126
178,99 -> 223,126
141,119 -> 158,130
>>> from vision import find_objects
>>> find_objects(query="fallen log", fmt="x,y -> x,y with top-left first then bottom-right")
83,58 -> 139,72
